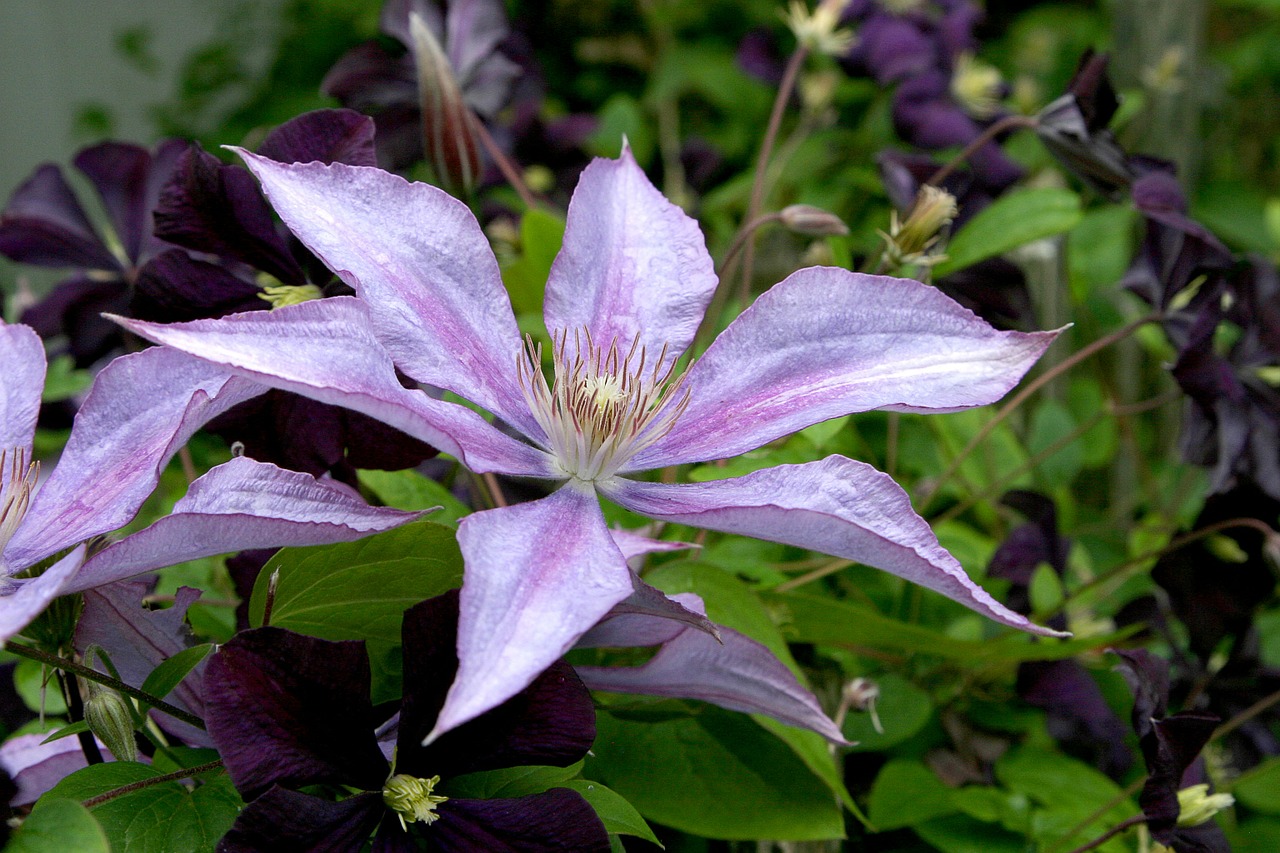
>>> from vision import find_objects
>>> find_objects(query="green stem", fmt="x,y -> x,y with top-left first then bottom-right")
82,759 -> 225,809
6,642 -> 205,731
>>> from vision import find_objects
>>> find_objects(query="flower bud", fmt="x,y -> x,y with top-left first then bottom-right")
842,677 -> 883,734
950,53 -> 1006,120
409,12 -> 483,196
1175,784 -> 1233,828
84,686 -> 137,763
780,204 -> 849,237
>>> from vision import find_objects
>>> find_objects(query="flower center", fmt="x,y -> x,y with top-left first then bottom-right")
383,773 -> 448,830
0,448 -> 39,554
517,328 -> 691,482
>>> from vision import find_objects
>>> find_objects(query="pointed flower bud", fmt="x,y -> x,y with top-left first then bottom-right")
879,184 -> 959,269
84,685 -> 137,763
383,773 -> 448,830
409,12 -> 483,196
1175,784 -> 1233,828
780,204 -> 849,237
783,0 -> 856,57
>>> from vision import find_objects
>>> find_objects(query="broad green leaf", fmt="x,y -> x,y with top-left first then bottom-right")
501,206 -> 567,316
248,521 -> 463,643
1066,204 -> 1137,303
586,707 -> 843,841
41,355 -> 94,403
866,760 -> 957,830
446,763 -> 583,799
1067,378 -> 1118,469
357,468 -> 471,527
914,814 -> 1027,853
563,779 -> 662,847
844,673 -> 933,751
6,798 -> 109,853
936,188 -> 1083,277
140,645 -> 213,703
1230,817 -> 1280,853
1233,756 -> 1280,814
996,747 -> 1134,852
1028,564 -> 1064,615
1028,398 -> 1084,486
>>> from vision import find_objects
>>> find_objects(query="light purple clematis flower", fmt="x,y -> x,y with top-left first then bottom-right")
117,147 -> 1066,742
0,319 -> 421,643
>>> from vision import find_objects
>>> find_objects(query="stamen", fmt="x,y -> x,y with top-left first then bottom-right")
0,448 -> 39,552
517,328 -> 692,482
383,773 -> 448,830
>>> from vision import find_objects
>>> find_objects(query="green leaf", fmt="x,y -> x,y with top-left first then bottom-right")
357,468 -> 470,528
248,521 -> 463,643
1028,398 -> 1084,486
501,207 -> 566,317
445,763 -> 582,799
41,355 -> 94,403
844,673 -> 933,751
6,798 -> 110,853
914,814 -> 1027,853
587,95 -> 654,166
563,779 -> 662,847
867,760 -> 958,830
1233,756 -> 1280,814
1028,564 -> 1064,615
15,659 -> 67,716
40,721 -> 91,744
936,188 -> 1083,277
140,645 -> 213,703
586,707 -> 844,841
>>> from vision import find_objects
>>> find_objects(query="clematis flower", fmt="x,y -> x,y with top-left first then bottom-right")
207,591 -> 609,852
118,147 -> 1066,740
0,319 -> 421,644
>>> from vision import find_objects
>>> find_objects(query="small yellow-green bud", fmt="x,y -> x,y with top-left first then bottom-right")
780,204 -> 849,237
879,185 -> 959,269
383,773 -> 448,830
523,165 -> 556,195
783,0 -> 856,57
1176,784 -> 1234,828
83,687 -> 137,763
950,53 -> 1005,120
258,284 -> 324,310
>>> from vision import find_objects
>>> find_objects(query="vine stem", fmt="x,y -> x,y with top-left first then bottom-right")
917,313 -> 1160,512
6,641 -> 205,731
81,759 -> 224,809
925,114 -> 1040,187
734,45 -> 809,311
1062,814 -> 1148,853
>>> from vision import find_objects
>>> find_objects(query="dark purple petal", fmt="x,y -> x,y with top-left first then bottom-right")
17,274 -> 127,359
396,592 -> 596,780
322,41 -> 419,115
1111,648 -> 1171,738
258,109 -> 380,168
1016,660 -> 1132,776
73,140 -> 184,263
218,787 -> 383,853
427,789 -> 609,853
204,628 -> 388,798
1140,714 -> 1220,844
846,14 -> 938,84
153,146 -> 306,285
736,29 -> 786,86
131,250 -> 264,323
0,164 -> 119,270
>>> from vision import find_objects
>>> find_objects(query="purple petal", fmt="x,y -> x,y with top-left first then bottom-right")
634,268 -> 1058,468
0,164 -> 118,270
74,581 -> 211,747
602,457 -> 1068,637
114,298 -> 556,477
429,485 -> 634,739
204,628 -> 388,797
233,152 -> 540,439
0,731 -> 114,806
581,584 -> 720,645
428,790 -> 609,852
0,322 -> 45,456
18,274 -> 129,366
408,11 -> 484,195
219,787 -> 383,853
73,141 -> 181,263
130,250 -> 263,322
543,150 -> 717,373
257,108 -> 379,168
577,611 -> 847,743
0,547 -> 85,643
65,456 -> 423,593
4,348 -> 263,569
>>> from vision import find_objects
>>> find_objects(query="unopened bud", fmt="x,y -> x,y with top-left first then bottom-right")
842,677 -> 883,734
410,12 -> 483,195
781,204 -> 849,237
879,185 -> 958,269
1175,784 -> 1234,828
84,687 -> 137,763
783,0 -> 855,57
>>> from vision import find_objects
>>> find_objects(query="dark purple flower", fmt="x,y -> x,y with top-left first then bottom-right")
1035,50 -> 1135,198
206,591 -> 609,852
0,140 -> 186,365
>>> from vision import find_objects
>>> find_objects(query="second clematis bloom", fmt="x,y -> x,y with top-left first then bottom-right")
119,146 -> 1066,741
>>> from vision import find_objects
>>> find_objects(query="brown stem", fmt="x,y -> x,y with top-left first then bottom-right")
177,446 -> 197,486
1062,814 -> 1148,853
719,213 -> 784,278
1214,685 -> 1280,742
472,113 -> 538,209
6,641 -> 205,731
926,114 -> 1040,187
482,472 -> 508,508
918,314 -> 1159,512
1045,777 -> 1145,853
82,759 -> 224,809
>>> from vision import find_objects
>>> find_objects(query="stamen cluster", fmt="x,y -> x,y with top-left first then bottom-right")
517,328 -> 691,482
0,448 -> 38,553
382,773 -> 448,830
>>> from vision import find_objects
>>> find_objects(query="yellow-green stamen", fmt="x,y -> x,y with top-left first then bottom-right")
0,448 -> 39,554
383,773 -> 448,830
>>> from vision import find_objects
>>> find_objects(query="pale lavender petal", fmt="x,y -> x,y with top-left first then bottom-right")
429,484 -> 634,739
602,457 -> 1068,637
232,151 -> 541,439
5,349 -> 262,569
0,731 -> 115,806
543,149 -> 717,372
66,456 -> 424,593
633,268 -> 1059,468
0,546 -> 85,643
609,528 -> 697,562
577,613 -> 847,743
578,590 -> 713,648
0,322 -> 44,456
114,298 -> 557,478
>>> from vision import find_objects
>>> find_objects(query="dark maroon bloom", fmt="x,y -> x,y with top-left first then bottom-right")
206,592 -> 608,852
0,140 -> 186,365
1035,50 -> 1135,198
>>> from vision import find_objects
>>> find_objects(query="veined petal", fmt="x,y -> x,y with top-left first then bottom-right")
0,546 -> 85,643
633,268 -> 1059,469
0,322 -> 45,457
543,149 -> 717,372
429,790 -> 610,853
601,457 -> 1068,638
429,483 -> 634,739
234,151 -> 541,439
5,349 -> 263,570
115,298 -> 557,478
64,457 -> 424,593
